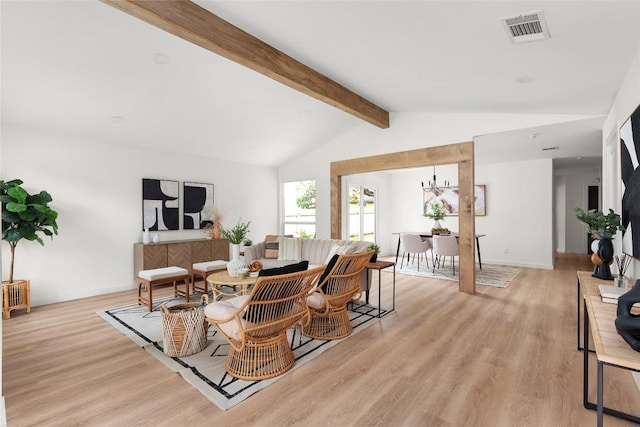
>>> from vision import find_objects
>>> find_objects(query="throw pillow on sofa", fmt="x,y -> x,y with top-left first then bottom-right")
264,235 -> 279,259
324,242 -> 356,264
258,260 -> 309,277
277,236 -> 302,261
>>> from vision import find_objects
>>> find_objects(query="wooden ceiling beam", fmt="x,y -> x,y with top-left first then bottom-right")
101,0 -> 390,129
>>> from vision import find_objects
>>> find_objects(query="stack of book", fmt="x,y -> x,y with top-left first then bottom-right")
598,284 -> 629,304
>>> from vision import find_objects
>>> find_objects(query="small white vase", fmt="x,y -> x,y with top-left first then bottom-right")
227,244 -> 245,277
432,220 -> 441,229
152,233 -> 160,243
142,228 -> 150,244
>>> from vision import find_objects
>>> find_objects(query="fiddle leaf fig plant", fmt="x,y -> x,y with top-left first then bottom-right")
0,179 -> 59,283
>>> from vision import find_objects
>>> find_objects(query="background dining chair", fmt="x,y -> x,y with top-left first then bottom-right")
400,233 -> 432,271
432,235 -> 459,275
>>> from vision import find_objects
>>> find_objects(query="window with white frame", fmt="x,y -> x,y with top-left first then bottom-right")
282,180 -> 316,238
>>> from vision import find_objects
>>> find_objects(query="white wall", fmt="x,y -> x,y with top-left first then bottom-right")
561,172 -> 601,254
0,124 -> 279,306
603,44 -> 640,279
280,112 -> 586,268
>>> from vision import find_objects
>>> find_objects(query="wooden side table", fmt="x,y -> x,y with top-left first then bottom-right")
3,279 -> 30,319
364,260 -> 395,317
207,271 -> 255,301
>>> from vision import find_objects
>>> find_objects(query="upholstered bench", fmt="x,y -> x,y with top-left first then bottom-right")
137,266 -> 190,312
191,260 -> 228,294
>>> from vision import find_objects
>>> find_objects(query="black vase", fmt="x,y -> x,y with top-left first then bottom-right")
592,238 -> 614,280
369,253 -> 377,263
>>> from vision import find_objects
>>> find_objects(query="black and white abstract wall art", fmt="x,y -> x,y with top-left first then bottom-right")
183,182 -> 214,230
620,104 -> 640,259
142,178 -> 179,231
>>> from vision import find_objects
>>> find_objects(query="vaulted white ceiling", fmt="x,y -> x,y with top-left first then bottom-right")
2,1 -> 639,167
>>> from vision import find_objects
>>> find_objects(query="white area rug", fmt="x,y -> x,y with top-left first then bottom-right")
97,295 -> 384,410
390,259 -> 520,288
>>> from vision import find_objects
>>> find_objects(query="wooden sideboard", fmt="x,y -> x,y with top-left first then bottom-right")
134,238 -> 229,278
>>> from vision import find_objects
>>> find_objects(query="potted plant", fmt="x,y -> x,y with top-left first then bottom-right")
423,201 -> 446,229
220,220 -> 251,276
574,207 -> 624,280
574,207 -> 623,239
0,179 -> 58,318
366,243 -> 381,263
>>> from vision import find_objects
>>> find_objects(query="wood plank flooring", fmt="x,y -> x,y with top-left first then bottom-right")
3,254 -> 640,426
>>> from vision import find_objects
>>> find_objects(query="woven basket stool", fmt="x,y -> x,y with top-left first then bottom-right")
161,294 -> 209,357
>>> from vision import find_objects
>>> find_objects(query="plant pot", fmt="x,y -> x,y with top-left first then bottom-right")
212,223 -> 222,239
369,253 -> 377,263
2,279 -> 30,319
592,238 -> 614,280
227,244 -> 245,277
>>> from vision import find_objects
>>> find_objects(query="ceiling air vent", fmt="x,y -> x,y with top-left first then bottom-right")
501,10 -> 550,43
542,146 -> 559,152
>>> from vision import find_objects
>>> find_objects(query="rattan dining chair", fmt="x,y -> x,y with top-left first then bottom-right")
204,265 -> 324,381
432,234 -> 459,275
400,233 -> 433,271
302,250 -> 373,340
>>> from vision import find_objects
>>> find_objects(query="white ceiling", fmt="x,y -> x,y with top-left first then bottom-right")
2,1 -> 640,167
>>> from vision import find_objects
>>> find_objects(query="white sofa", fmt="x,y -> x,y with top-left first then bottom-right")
243,236 -> 373,291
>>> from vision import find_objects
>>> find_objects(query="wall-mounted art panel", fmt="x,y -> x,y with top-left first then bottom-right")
621,104 -> 640,259
183,182 -> 214,230
142,178 -> 179,231
423,185 -> 486,216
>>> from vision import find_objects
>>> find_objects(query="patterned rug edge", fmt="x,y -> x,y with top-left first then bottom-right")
384,261 -> 521,288
97,299 -> 385,410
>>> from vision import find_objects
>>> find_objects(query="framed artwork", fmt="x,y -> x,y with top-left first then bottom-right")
142,178 -> 179,231
183,182 -> 214,230
423,185 -> 486,216
620,104 -> 640,258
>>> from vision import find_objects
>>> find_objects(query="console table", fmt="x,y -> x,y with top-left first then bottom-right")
578,271 -> 640,426
134,238 -> 229,279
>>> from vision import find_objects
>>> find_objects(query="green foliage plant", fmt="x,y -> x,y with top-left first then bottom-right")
295,181 -> 316,209
0,179 -> 59,282
574,207 -> 623,239
220,220 -> 251,245
298,230 -> 314,239
366,243 -> 381,254
423,201 -> 446,221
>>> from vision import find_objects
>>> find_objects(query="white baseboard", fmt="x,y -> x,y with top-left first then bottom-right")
1,396 -> 6,427
480,258 -> 554,270
633,372 -> 640,391
30,283 -> 136,307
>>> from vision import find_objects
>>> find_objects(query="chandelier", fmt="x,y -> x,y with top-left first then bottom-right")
421,166 -> 449,192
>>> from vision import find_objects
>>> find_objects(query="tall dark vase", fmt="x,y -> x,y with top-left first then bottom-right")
592,237 -> 614,280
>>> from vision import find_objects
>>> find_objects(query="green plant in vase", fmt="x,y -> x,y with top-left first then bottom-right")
423,201 -> 446,229
366,243 -> 381,262
221,220 -> 251,277
574,207 -> 624,280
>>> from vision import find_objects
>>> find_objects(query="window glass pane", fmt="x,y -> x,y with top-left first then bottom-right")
283,180 -> 316,238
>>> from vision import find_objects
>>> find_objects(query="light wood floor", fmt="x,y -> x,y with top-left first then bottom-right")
4,254 -> 640,426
